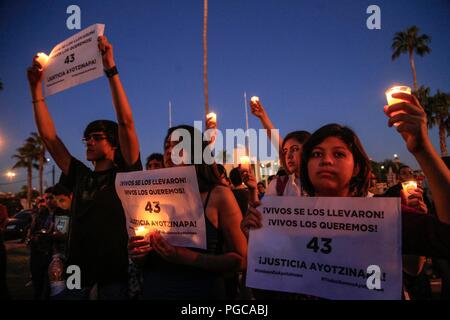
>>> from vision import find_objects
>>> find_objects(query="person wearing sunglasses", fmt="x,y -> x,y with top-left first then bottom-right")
27,35 -> 142,300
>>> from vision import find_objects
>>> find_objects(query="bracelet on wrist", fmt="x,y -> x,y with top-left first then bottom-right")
104,66 -> 118,78
32,98 -> 45,104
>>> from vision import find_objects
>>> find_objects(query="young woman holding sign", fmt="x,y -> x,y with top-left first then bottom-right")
242,93 -> 450,299
128,125 -> 247,299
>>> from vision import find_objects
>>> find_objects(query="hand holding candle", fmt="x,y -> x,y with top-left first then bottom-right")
250,96 -> 260,103
240,155 -> 251,171
401,180 -> 418,195
385,86 -> 411,126
135,226 -> 148,239
36,52 -> 50,71
206,112 -> 217,129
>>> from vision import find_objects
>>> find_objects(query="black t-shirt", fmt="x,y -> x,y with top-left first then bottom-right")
383,183 -> 402,197
61,156 -> 142,287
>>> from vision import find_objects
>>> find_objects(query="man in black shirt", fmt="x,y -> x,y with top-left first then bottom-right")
27,36 -> 141,299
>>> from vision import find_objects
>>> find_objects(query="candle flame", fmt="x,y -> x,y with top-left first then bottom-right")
401,180 -> 417,193
240,155 -> 250,165
206,112 -> 217,122
250,96 -> 259,103
36,52 -> 50,70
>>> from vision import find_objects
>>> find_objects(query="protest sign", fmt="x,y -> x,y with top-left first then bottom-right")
246,196 -> 402,300
116,166 -> 206,249
43,24 -> 105,96
54,215 -> 70,234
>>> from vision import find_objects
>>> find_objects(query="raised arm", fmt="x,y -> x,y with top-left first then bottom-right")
98,36 -> 140,167
27,57 -> 71,175
250,98 -> 283,154
385,92 -> 450,225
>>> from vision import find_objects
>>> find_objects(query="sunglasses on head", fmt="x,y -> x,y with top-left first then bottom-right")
82,133 -> 109,144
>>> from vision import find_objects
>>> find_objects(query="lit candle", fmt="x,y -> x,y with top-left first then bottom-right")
206,112 -> 217,125
36,52 -> 50,70
385,86 -> 411,106
401,180 -> 417,194
135,226 -> 148,238
250,96 -> 259,103
385,85 -> 411,127
240,155 -> 251,171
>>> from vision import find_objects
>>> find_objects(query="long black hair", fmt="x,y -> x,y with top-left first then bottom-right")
281,130 -> 311,170
164,125 -> 223,193
300,124 -> 370,197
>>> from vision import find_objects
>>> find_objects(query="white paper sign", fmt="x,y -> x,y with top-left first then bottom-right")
246,196 -> 402,300
43,24 -> 105,96
54,215 -> 70,234
115,166 -> 207,249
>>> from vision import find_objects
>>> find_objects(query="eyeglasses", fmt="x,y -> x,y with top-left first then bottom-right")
82,134 -> 108,144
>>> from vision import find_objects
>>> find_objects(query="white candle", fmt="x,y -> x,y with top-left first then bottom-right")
240,155 -> 251,171
135,226 -> 148,238
385,85 -> 411,127
385,86 -> 411,106
206,112 -> 217,124
36,52 -> 49,70
250,96 -> 259,103
401,180 -> 417,194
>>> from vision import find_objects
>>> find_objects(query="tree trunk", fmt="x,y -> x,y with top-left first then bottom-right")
27,159 -> 32,209
409,49 -> 418,91
439,118 -> 448,157
203,0 -> 209,116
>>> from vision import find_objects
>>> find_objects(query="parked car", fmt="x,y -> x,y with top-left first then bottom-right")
4,210 -> 33,242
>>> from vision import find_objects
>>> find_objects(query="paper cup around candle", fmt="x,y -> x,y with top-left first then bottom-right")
36,52 -> 49,70
401,180 -> 417,194
240,155 -> 251,171
135,226 -> 148,238
385,86 -> 411,106
385,85 -> 411,126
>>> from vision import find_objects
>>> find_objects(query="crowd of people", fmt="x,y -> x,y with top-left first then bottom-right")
1,34 -> 449,301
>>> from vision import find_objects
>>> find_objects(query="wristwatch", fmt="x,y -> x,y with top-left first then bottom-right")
104,66 -> 118,78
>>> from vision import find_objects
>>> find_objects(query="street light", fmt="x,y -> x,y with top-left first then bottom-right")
6,171 -> 16,181
393,154 -> 398,158
381,165 -> 385,170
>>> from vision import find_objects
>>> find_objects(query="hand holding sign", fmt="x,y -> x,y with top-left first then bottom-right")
27,55 -> 45,94
150,232 -> 180,264
240,203 -> 263,238
36,24 -> 106,96
97,35 -> 115,70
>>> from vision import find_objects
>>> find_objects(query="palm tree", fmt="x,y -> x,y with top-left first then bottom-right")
391,26 -> 431,91
203,0 -> 209,116
428,91 -> 449,156
12,140 -> 39,208
29,132 -> 47,194
414,86 -> 449,156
